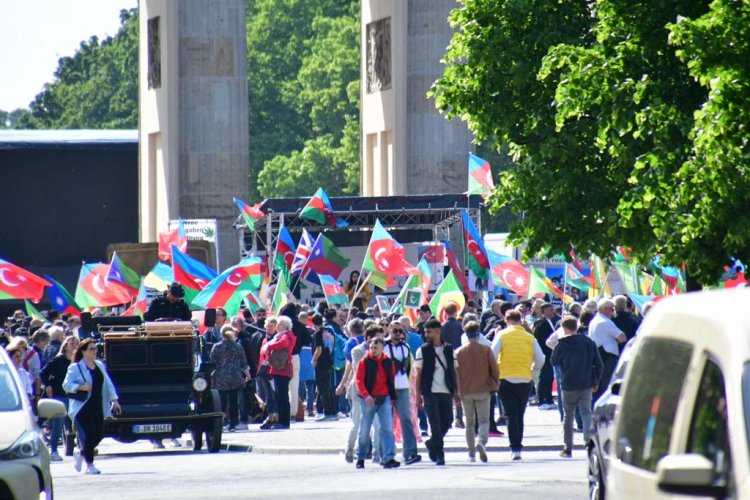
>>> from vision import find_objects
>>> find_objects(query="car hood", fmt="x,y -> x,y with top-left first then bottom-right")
0,411 -> 32,451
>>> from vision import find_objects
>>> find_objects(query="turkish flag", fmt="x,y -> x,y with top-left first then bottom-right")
80,264 -> 134,306
418,245 -> 445,264
0,259 -> 50,301
158,228 -> 188,262
492,260 -> 530,296
369,239 -> 418,276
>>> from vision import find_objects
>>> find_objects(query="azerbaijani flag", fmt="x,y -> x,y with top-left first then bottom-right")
319,274 -> 349,306
122,282 -> 148,318
0,258 -> 50,302
528,266 -> 573,304
44,275 -> 81,316
234,197 -> 264,231
106,252 -> 141,294
272,271 -> 290,315
565,262 -> 592,292
367,271 -> 396,290
467,153 -> 494,199
171,246 -> 218,309
305,233 -> 350,280
589,255 -> 611,298
429,270 -> 466,322
443,240 -> 470,294
300,187 -> 348,228
461,210 -> 489,280
192,257 -> 264,316
75,263 -> 133,308
274,225 -> 296,279
24,300 -> 45,320
363,220 -> 418,277
650,273 -> 669,296
487,250 -> 529,296
158,224 -> 187,262
143,262 -> 174,291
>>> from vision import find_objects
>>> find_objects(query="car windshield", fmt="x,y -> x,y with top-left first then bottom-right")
0,365 -> 23,411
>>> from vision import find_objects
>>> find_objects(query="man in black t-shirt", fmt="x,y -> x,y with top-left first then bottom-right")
311,314 -> 336,419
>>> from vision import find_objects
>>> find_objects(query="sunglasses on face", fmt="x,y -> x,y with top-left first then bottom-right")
392,328 -> 404,333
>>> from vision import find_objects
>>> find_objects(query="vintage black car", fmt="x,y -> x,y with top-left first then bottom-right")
587,337 -> 638,500
88,318 -> 225,453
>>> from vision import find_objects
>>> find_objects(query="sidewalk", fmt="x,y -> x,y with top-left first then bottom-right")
218,403 -> 585,455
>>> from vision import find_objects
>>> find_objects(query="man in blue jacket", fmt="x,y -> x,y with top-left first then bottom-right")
551,315 -> 603,458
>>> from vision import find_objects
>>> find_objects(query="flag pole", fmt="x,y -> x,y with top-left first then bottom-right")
349,269 -> 370,309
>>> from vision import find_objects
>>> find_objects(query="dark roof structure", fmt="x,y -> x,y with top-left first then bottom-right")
0,130 -> 138,150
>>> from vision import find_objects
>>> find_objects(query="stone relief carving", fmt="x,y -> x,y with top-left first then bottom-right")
366,17 -> 391,94
147,16 -> 161,89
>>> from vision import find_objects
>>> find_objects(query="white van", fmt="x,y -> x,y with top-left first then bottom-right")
607,288 -> 749,499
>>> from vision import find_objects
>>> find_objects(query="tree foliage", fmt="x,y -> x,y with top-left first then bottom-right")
16,8 -> 138,129
432,0 -> 750,285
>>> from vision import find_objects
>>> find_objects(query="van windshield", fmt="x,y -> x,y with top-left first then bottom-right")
0,366 -> 23,411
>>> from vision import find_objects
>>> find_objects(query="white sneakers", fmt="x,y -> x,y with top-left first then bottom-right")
85,464 -> 101,475
476,443 -> 488,463
49,451 -> 63,462
468,454 -> 476,462
538,403 -> 558,411
511,451 -> 522,461
73,450 -> 83,472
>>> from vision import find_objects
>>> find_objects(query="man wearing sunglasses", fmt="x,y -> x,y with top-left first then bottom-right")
386,322 -> 421,465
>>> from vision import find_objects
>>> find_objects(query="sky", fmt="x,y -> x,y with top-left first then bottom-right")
0,0 -> 138,111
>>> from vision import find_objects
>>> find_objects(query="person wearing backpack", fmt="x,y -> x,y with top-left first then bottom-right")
325,308 -> 349,416
311,314 -> 336,420
265,316 -> 296,429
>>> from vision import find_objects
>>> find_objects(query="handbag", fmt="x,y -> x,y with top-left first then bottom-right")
257,360 -> 271,378
269,349 -> 289,371
66,364 -> 89,402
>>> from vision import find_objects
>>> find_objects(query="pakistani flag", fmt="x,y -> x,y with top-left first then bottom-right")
429,270 -> 466,322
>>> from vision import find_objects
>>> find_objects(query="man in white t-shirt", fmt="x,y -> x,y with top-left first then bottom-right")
386,322 -> 421,465
588,298 -> 626,400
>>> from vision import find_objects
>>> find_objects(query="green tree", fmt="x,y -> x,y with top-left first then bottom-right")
432,0 -> 749,285
16,8 -> 138,129
246,0 -> 359,200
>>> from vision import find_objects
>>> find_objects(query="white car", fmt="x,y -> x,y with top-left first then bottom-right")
607,288 -> 749,499
0,348 -> 66,500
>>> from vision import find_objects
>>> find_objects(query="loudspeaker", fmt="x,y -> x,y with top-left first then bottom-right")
204,308 -> 216,328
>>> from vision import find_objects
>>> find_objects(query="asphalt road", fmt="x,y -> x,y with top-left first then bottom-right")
52,439 -> 587,499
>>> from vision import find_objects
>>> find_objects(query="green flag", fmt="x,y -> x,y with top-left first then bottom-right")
25,300 -> 45,321
272,272 -> 289,316
429,270 -> 466,321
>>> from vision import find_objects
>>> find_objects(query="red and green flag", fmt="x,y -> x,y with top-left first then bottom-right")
75,263 -> 133,308
234,197 -> 264,231
429,270 -> 466,322
107,252 -> 141,294
589,255 -> 612,298
300,187 -> 348,228
565,263 -> 592,291
443,240 -> 470,294
122,282 -> 148,318
274,225 -> 296,280
192,257 -> 264,316
0,258 -> 50,302
44,275 -> 81,316
363,220 -> 418,278
461,209 -> 489,280
487,250 -> 529,296
467,153 -> 494,199
650,273 -> 668,296
392,257 -> 432,322
528,266 -> 574,304
158,223 -> 187,262
319,274 -> 349,306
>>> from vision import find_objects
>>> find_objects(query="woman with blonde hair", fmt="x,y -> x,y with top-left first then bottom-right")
210,324 -> 250,432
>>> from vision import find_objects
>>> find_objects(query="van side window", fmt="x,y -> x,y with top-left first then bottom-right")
615,339 -> 693,472
687,358 -> 733,493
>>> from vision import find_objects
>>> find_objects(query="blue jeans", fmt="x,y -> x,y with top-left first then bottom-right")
299,380 -> 316,411
49,396 -> 68,453
358,396 -> 394,462
392,389 -> 417,458
553,365 -> 583,428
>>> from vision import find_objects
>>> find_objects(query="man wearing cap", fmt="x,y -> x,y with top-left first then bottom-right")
144,282 -> 192,322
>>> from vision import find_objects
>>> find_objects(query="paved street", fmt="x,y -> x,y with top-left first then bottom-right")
53,444 -> 586,499
52,405 -> 588,499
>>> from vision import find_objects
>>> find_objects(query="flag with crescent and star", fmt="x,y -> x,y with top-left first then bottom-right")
192,257 -> 264,316
158,224 -> 187,262
234,197 -> 264,231
300,187 -> 349,228
171,246 -> 218,309
106,251 -> 141,294
487,250 -> 529,296
319,274 -> 349,306
363,220 -> 419,277
75,262 -> 133,308
467,153 -> 494,199
461,210 -> 490,280
44,275 -> 81,316
443,240 -> 470,294
417,244 -> 445,264
274,225 -> 296,280
0,257 -> 51,302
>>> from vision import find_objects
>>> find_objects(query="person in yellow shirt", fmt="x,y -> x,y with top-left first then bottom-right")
344,270 -> 371,310
491,309 -> 545,460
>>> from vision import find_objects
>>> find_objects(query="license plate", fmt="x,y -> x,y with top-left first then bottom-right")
133,423 -> 172,434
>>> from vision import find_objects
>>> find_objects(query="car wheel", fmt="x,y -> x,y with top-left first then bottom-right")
205,417 -> 222,453
191,426 -> 203,451
588,445 -> 605,500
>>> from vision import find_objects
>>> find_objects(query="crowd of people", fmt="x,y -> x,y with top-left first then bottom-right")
2,280 -> 647,471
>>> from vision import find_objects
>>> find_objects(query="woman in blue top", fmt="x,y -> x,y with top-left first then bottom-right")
63,338 -> 120,475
